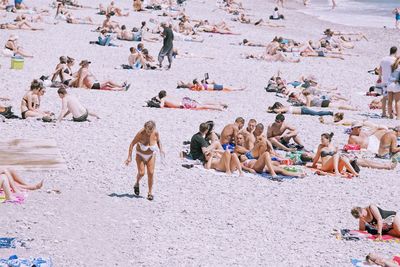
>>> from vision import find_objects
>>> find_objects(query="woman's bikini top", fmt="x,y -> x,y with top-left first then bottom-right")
138,142 -> 158,152
321,150 -> 335,158
4,44 -> 13,51
367,206 -> 397,229
21,96 -> 33,110
64,67 -> 72,75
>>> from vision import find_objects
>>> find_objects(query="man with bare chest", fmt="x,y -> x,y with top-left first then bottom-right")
240,119 -> 256,150
267,114 -> 304,151
220,117 -> 245,152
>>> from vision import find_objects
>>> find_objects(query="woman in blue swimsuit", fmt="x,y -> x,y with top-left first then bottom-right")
393,8 -> 400,29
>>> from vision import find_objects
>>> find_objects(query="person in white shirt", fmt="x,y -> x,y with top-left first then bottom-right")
379,46 -> 398,118
56,88 -> 99,122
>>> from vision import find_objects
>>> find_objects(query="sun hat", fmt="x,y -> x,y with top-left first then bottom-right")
8,34 -> 18,41
351,121 -> 363,129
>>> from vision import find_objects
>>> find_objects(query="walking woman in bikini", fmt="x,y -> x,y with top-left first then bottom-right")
125,121 -> 165,201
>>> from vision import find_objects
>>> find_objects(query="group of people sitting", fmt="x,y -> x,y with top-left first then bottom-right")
185,117 -> 307,178
18,79 -> 99,122
50,56 -> 130,90
183,115 -> 400,179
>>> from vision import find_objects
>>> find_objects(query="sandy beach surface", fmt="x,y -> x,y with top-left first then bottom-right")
1,0 -> 400,266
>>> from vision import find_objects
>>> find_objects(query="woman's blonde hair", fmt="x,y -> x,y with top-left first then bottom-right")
351,207 -> 362,218
144,120 -> 156,130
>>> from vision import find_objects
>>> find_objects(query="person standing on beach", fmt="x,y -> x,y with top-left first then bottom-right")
379,46 -> 398,118
158,22 -> 174,70
393,8 -> 400,29
331,0 -> 336,9
125,121 -> 165,201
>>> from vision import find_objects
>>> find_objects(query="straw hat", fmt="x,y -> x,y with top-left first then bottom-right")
351,121 -> 363,129
8,34 -> 18,41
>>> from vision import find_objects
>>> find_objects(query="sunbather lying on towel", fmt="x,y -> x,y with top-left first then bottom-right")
364,253 -> 400,267
0,168 -> 43,201
155,90 -> 228,111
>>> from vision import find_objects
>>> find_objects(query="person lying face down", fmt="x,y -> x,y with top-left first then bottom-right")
157,90 -> 226,111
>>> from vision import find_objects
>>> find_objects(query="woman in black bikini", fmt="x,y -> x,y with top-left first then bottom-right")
51,56 -> 68,82
20,80 -> 52,119
3,34 -> 33,57
351,205 -> 400,240
312,132 -> 359,177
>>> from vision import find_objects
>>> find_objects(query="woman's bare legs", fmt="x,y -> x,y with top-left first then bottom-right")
24,110 -> 47,119
224,86 -> 246,91
230,153 -> 243,175
88,111 -> 100,119
356,158 -> 397,170
321,153 -> 341,175
253,152 -> 277,176
339,156 -> 359,176
134,154 -> 146,192
222,151 -> 232,174
100,81 -> 125,91
15,49 -> 33,58
273,166 -> 304,177
388,92 -> 394,119
101,80 -> 124,88
196,105 -> 223,111
394,92 -> 400,120
388,215 -> 400,237
329,102 -> 358,111
0,174 -> 14,200
146,155 -> 156,199
6,169 -> 43,190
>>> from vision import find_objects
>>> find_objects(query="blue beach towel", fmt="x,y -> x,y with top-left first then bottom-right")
0,255 -> 53,267
351,258 -> 370,267
0,238 -> 16,249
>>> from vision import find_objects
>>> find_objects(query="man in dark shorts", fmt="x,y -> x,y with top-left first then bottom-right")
267,114 -> 304,151
158,22 -> 174,70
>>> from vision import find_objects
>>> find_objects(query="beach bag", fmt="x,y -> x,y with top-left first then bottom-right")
350,160 -> 360,174
146,97 -> 161,108
343,144 -> 360,152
